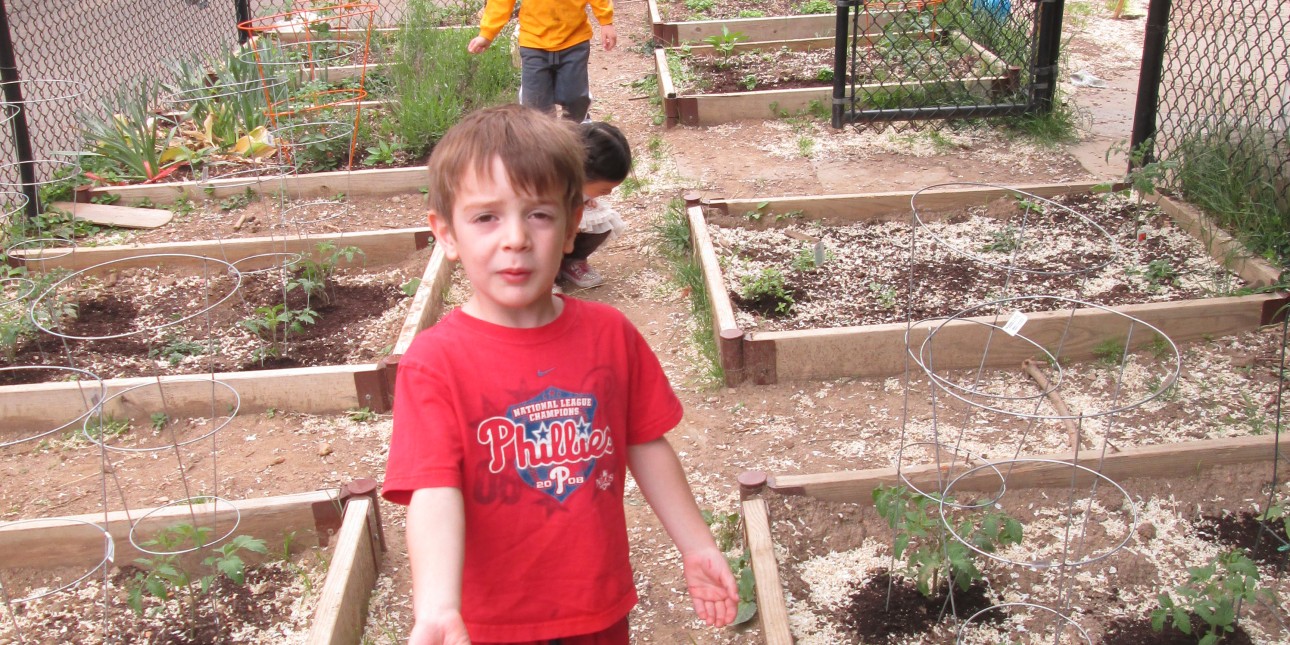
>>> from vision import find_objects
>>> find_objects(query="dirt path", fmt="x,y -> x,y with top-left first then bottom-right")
361,2 -> 1152,644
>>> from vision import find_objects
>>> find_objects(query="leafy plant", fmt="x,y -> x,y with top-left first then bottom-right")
218,187 -> 257,212
79,79 -> 186,182
740,267 -> 794,316
1143,259 -> 1180,288
363,138 -> 404,166
347,407 -> 377,422
873,484 -> 1023,597
240,304 -> 318,364
740,74 -> 758,91
1091,338 -> 1126,366
1151,550 -> 1268,645
128,523 -> 268,637
702,510 -> 757,624
149,335 -> 209,367
703,27 -> 748,66
289,240 -> 365,307
792,243 -> 833,272
815,68 -> 834,82
684,0 -> 716,14
796,0 -> 834,13
869,282 -> 899,310
400,277 -> 422,297
981,226 -> 1020,253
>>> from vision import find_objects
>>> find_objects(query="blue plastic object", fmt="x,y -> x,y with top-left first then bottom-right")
973,0 -> 1011,20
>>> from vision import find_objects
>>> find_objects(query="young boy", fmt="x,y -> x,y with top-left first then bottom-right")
467,0 -> 616,123
381,105 -> 739,644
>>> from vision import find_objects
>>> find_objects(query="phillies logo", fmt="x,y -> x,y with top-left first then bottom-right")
477,387 -> 613,502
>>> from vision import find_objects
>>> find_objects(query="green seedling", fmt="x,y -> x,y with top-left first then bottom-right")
739,267 -> 794,315
703,27 -> 747,65
1151,550 -> 1268,645
400,277 -> 422,297
150,412 -> 169,432
1092,338 -> 1126,367
128,523 -> 267,637
348,407 -> 377,422
873,484 -> 1023,597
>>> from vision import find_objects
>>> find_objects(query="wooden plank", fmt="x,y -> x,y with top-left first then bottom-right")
1153,194 -> 1283,287
306,497 -> 382,645
0,489 -> 340,571
392,242 -> 454,357
684,37 -> 834,57
85,166 -> 429,205
1,365 -> 382,430
688,86 -> 833,125
708,182 -> 1104,222
655,47 -> 676,99
768,433 -> 1284,504
265,26 -> 402,44
742,497 -> 793,645
659,11 -> 895,45
689,204 -> 746,384
763,293 -> 1277,382
49,202 -> 172,229
9,227 -> 431,273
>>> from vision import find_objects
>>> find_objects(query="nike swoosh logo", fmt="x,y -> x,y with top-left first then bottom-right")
538,368 -> 554,377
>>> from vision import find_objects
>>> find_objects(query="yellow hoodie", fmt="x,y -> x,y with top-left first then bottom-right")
478,0 -> 613,52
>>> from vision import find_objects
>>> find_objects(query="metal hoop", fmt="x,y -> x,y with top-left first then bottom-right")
956,602 -> 1091,644
0,276 -> 35,307
911,182 -> 1120,278
158,75 -> 290,107
895,441 -> 1007,510
29,254 -> 243,341
906,314 -> 1065,403
940,458 -> 1137,569
0,366 -> 104,448
916,295 -> 1181,420
81,377 -> 240,453
0,517 -> 113,604
128,496 -> 241,557
4,237 -> 77,263
231,252 -> 304,276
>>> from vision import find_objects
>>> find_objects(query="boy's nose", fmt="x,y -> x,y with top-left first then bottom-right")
500,215 -> 531,250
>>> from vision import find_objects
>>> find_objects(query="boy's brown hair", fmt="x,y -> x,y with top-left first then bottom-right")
425,105 -> 585,230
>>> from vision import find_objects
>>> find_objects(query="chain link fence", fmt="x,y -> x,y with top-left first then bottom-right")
832,0 -> 1059,128
1138,0 -> 1290,267
0,0 -> 491,193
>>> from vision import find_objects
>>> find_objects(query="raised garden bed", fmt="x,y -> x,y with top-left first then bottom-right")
2,228 -> 444,427
0,484 -> 384,644
655,31 -> 1017,127
739,433 -> 1290,643
687,183 -> 1288,385
646,0 -> 843,45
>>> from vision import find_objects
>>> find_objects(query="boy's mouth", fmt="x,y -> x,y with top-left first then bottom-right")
499,267 -> 532,283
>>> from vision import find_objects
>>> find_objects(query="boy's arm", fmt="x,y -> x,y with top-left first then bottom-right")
588,0 -> 617,50
468,0 -> 517,53
406,487 -> 472,645
627,437 -> 739,627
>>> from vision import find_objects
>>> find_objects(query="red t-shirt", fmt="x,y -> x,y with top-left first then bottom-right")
382,296 -> 683,642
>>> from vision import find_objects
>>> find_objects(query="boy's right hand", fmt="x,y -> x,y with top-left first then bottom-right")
467,36 -> 492,54
408,613 -> 471,645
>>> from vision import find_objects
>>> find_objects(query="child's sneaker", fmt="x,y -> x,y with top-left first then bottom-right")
560,259 -> 604,288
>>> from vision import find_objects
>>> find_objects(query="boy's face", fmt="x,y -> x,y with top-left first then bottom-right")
585,179 -> 620,201
429,156 -> 581,328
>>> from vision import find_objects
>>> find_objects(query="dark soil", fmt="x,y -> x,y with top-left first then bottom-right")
842,570 -> 997,642
1101,615 -> 1256,644
658,0 -> 826,22
1,267 -> 407,385
1195,511 -> 1290,569
17,563 -> 299,644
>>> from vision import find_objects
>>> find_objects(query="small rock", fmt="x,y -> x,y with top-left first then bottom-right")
318,443 -> 333,457
1136,522 -> 1157,541
271,456 -> 286,465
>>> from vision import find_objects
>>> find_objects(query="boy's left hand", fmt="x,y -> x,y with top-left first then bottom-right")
682,547 -> 739,627
600,24 -> 617,51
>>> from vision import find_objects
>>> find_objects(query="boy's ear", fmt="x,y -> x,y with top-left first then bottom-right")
564,203 -> 584,254
428,210 -> 460,261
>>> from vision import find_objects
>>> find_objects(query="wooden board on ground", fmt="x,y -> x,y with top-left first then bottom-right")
50,202 -> 173,229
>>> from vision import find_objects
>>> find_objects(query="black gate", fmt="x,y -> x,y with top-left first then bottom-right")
831,0 -> 1063,127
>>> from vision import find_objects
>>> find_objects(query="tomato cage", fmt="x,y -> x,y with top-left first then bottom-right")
237,3 -> 379,170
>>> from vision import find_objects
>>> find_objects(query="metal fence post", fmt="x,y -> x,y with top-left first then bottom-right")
831,0 -> 852,129
1129,0 -> 1171,170
0,0 -> 38,218
237,0 -> 252,43
1031,0 -> 1065,115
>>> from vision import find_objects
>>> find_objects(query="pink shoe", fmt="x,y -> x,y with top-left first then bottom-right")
560,259 -> 604,288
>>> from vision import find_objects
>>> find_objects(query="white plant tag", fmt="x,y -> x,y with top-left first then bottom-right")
1003,311 -> 1028,336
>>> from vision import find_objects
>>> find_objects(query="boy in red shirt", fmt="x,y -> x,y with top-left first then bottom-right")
382,105 -> 739,644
